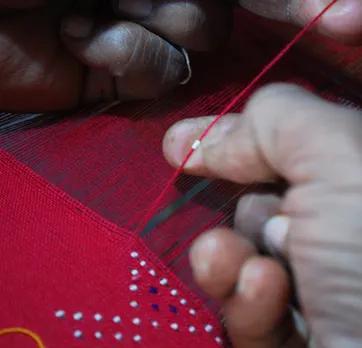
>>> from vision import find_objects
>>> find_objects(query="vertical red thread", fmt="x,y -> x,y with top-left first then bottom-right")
136,0 -> 338,234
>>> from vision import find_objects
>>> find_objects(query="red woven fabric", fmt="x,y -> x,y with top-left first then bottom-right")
0,149 -> 223,347
0,8 -> 362,348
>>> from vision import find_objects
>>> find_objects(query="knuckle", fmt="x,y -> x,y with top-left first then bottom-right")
246,83 -> 305,114
107,23 -> 149,77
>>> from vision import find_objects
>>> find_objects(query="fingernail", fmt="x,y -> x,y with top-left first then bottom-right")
237,262 -> 263,299
118,0 -> 152,18
164,120 -> 204,167
62,15 -> 93,39
191,235 -> 219,279
263,215 -> 290,255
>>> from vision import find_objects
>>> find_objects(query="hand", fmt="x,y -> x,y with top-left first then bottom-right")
163,83 -> 362,348
236,0 -> 362,45
0,0 -> 231,111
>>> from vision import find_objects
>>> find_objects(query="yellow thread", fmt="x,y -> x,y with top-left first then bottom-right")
0,328 -> 45,348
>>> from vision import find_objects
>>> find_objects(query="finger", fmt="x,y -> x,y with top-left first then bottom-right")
234,194 -> 282,251
190,229 -> 305,347
234,194 -> 300,310
61,16 -> 188,102
226,257 -> 306,348
189,228 -> 257,298
237,0 -> 362,45
114,0 -> 232,51
163,83 -> 362,186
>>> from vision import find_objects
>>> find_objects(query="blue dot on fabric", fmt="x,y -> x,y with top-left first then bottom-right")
152,304 -> 160,311
169,305 -> 178,313
149,287 -> 158,294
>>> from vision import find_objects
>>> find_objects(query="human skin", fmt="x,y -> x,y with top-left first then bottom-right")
163,83 -> 362,348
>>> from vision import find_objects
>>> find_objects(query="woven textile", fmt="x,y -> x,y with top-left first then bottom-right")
0,9 -> 361,348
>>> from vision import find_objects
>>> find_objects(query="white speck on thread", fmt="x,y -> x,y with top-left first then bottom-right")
149,269 -> 156,276
129,284 -> 138,291
74,330 -> 82,338
94,313 -> 102,321
171,289 -> 178,296
192,140 -> 201,150
189,326 -> 196,333
94,332 -> 102,339
131,269 -> 139,276
114,332 -> 123,341
113,316 -> 121,324
140,260 -> 146,267
205,324 -> 213,332
189,309 -> 196,316
73,312 -> 83,320
215,337 -> 222,344
131,252 -> 139,258
180,299 -> 187,305
152,321 -> 159,328
55,310 -> 65,318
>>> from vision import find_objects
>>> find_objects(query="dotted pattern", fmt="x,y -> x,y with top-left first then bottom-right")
53,250 -> 223,346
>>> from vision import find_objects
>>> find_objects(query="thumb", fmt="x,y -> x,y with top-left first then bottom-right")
163,83 -> 362,187
164,83 -> 362,348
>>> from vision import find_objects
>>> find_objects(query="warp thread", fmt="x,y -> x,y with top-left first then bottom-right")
0,327 -> 45,347
136,0 -> 338,234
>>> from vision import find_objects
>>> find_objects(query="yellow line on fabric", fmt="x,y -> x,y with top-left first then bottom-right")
0,327 -> 45,348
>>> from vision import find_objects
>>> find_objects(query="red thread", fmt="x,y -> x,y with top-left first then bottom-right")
136,0 -> 338,234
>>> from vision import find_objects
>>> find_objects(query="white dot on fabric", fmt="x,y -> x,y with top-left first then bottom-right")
149,269 -> 156,276
133,335 -> 142,342
73,312 -> 83,320
205,325 -> 213,332
180,299 -> 187,305
129,284 -> 138,291
170,289 -> 178,296
94,313 -> 102,321
189,326 -> 196,333
114,332 -> 123,341
160,278 -> 168,286
130,301 -> 138,308
94,332 -> 102,339
74,330 -> 82,338
113,316 -> 121,324
131,252 -> 139,258
170,323 -> 178,330
131,269 -> 139,276
55,310 -> 65,318
152,321 -> 159,328
133,318 -> 141,325
140,261 -> 146,267
215,337 -> 222,344
189,309 -> 196,316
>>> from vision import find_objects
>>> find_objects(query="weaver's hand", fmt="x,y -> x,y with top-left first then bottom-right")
0,0 -> 231,112
236,0 -> 362,45
163,83 -> 362,348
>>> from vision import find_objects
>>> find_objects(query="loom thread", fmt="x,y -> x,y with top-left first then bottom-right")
136,0 -> 338,234
0,327 -> 45,348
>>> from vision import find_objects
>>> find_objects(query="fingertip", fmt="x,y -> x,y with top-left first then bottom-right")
236,257 -> 289,304
296,0 -> 362,45
190,229 -> 256,299
61,15 -> 94,40
225,257 -> 291,341
162,119 -> 199,169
